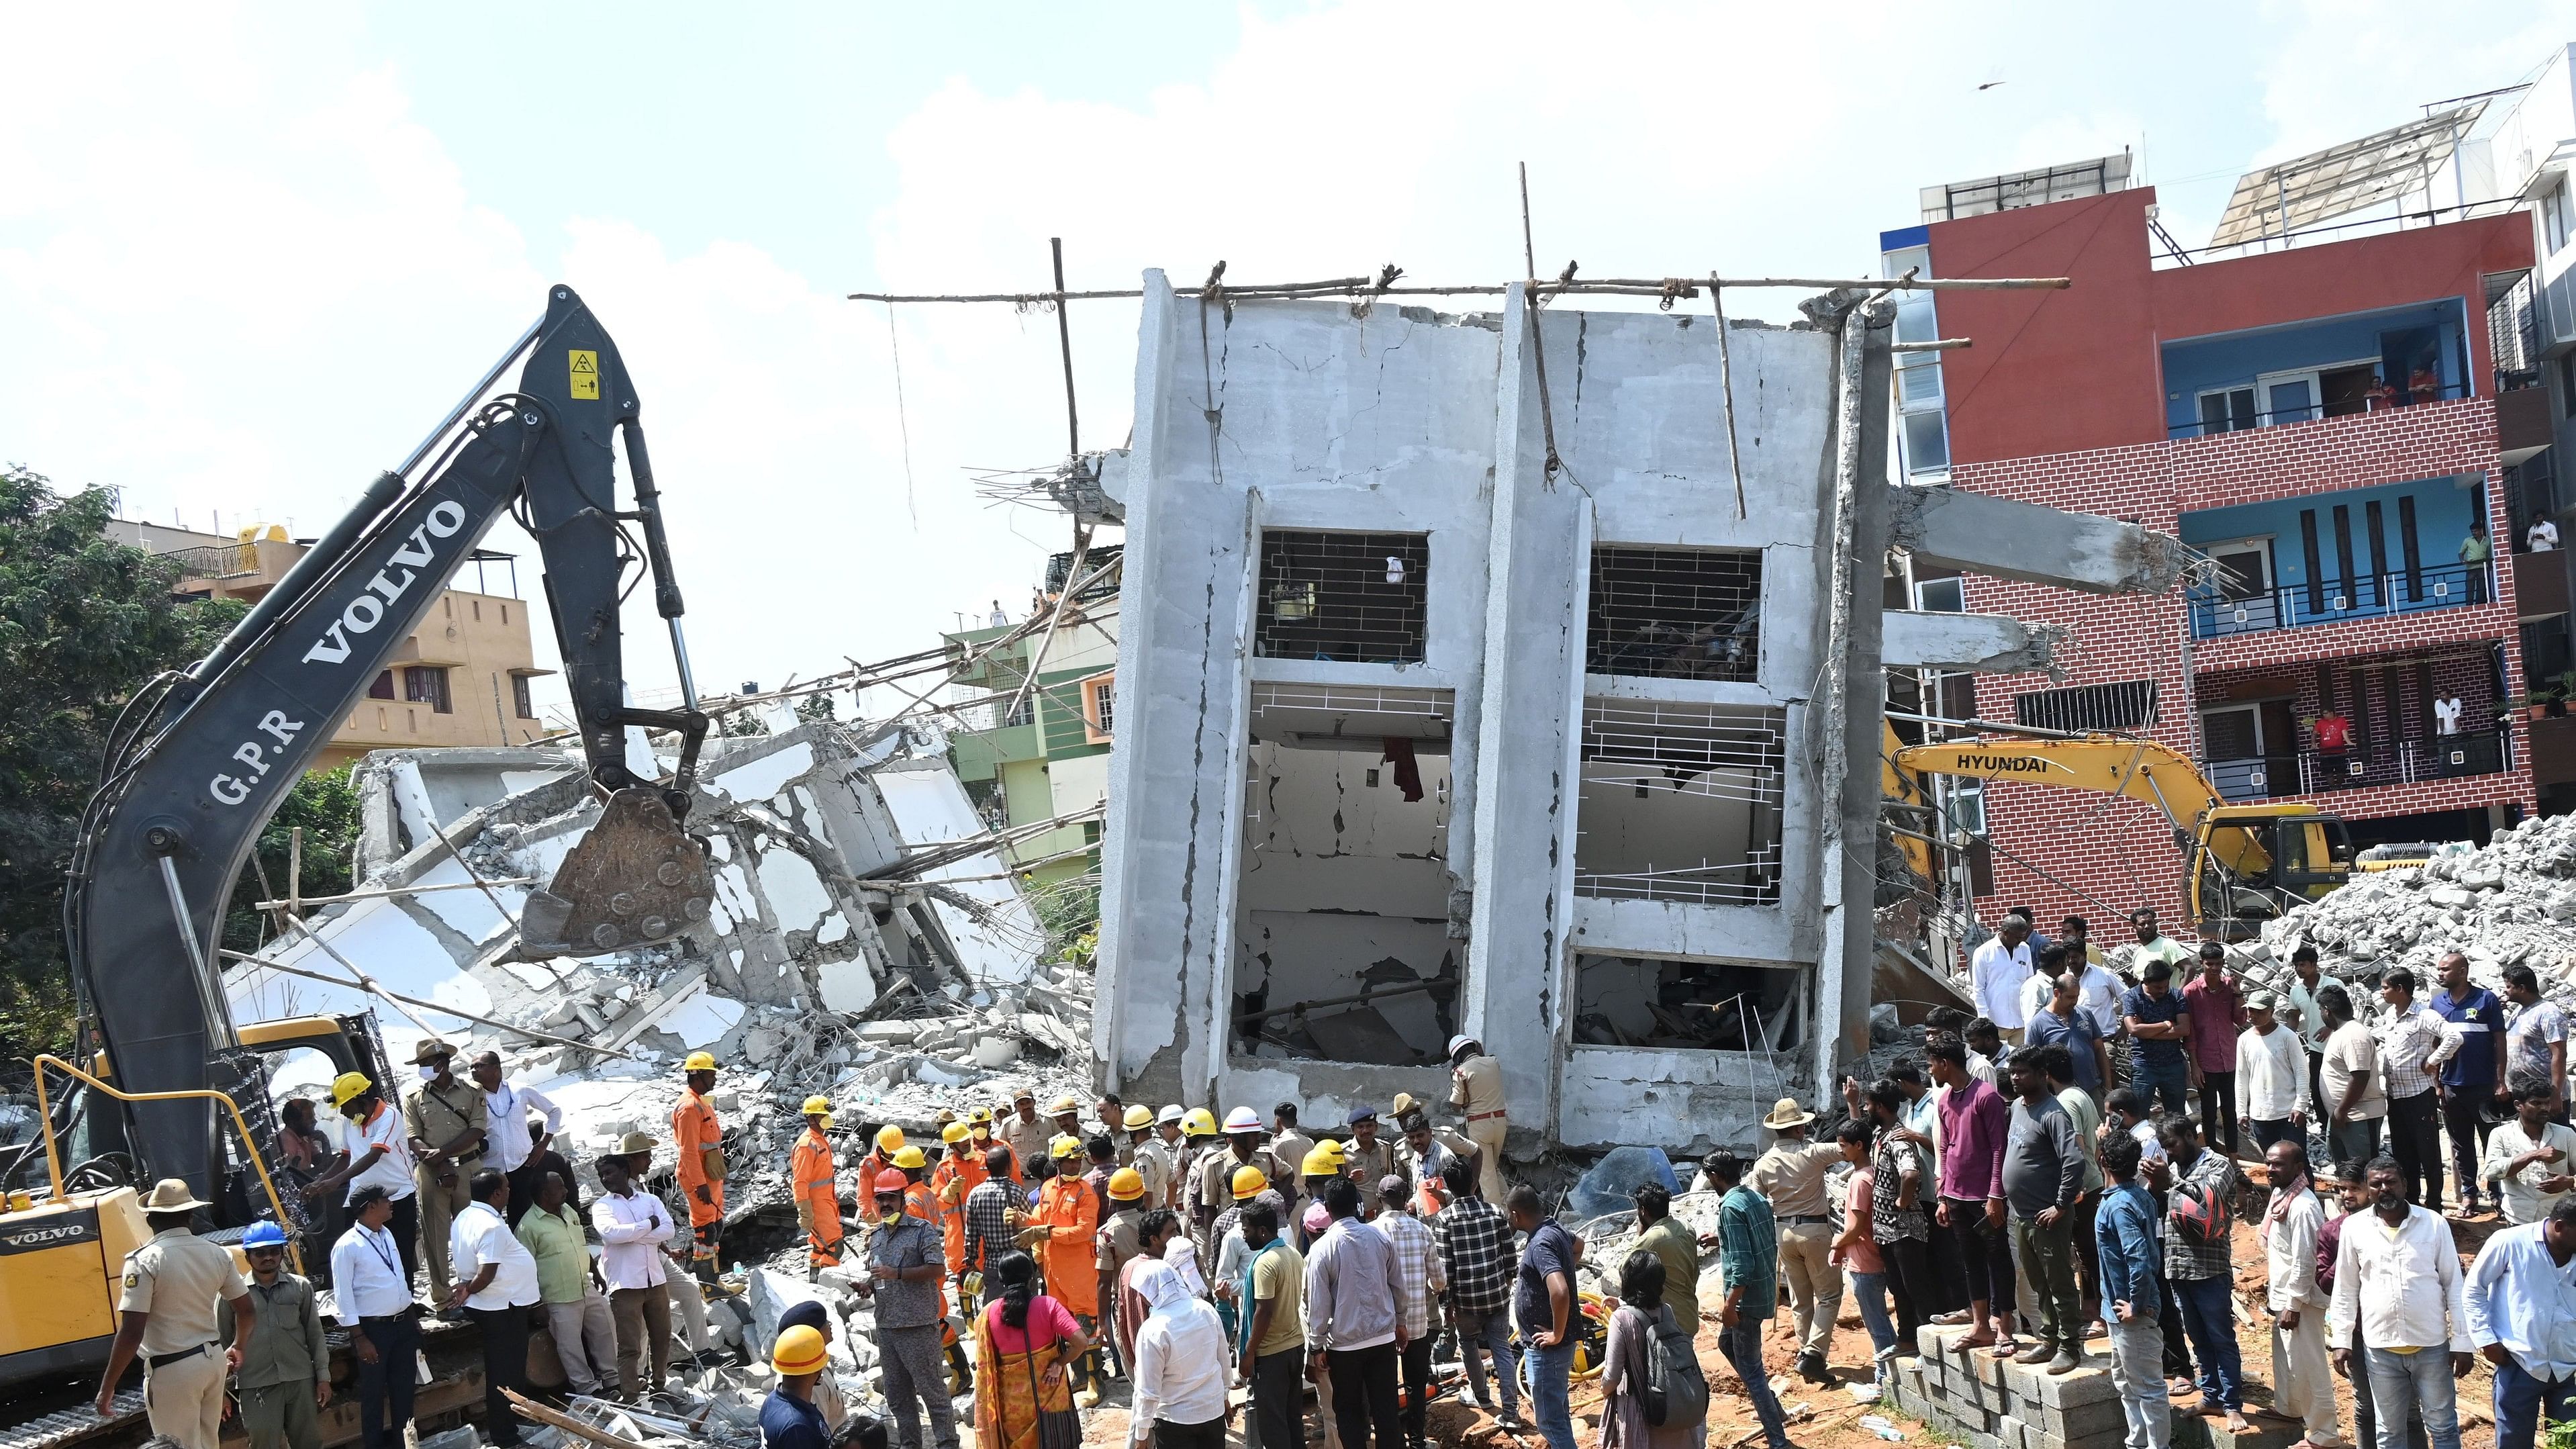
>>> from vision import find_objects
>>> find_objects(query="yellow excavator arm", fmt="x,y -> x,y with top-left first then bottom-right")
1882,724 -> 2273,877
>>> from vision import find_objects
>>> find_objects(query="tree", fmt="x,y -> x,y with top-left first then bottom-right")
220,765 -> 362,957
0,468 -> 244,1059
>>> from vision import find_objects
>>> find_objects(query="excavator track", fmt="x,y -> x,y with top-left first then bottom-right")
0,1389 -> 139,1449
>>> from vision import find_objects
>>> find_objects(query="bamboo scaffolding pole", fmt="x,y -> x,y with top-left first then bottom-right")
846,275 -> 2067,304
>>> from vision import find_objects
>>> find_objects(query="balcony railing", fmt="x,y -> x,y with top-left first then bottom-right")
2203,728 -> 2512,801
159,543 -> 258,579
2169,380 -> 2469,438
2185,559 -> 2497,640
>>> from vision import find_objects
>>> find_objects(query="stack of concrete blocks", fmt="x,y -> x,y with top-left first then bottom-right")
1887,1325 -> 2296,1449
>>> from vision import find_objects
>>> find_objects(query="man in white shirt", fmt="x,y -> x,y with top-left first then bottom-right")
330,1186 -> 420,1449
471,1051 -> 562,1223
2483,1087 -> 2576,1226
1971,915 -> 2036,1044
2327,1157 -> 2475,1449
2533,517 -> 2561,553
451,1169 -> 539,1446
2434,694 -> 2464,736
2259,1139 -> 2334,1448
2235,992 -> 2309,1154
592,1152 -> 677,1399
308,1073 -> 420,1297
2463,1198 -> 2576,1449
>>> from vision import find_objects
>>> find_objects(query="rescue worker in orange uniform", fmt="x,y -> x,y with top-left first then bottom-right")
967,1107 -> 1024,1184
930,1123 -> 987,1279
894,1146 -> 941,1233
1022,1135 -> 1103,1405
791,1096 -> 843,1276
855,1124 -> 905,1197
673,1051 -> 726,1283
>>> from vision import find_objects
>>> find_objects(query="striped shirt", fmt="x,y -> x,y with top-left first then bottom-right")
1371,1210 -> 1443,1338
2377,1004 -> 2461,1101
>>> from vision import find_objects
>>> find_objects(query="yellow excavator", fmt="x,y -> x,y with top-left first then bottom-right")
1883,721 -> 2354,939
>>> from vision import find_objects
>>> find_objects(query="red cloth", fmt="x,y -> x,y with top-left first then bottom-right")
2313,714 -> 2352,750
1381,738 -> 1424,803
984,1295 -> 1081,1356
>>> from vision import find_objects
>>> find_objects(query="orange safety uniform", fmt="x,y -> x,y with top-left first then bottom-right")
673,1086 -> 725,1230
855,1150 -> 897,1195
791,1126 -> 843,1270
1033,1173 -> 1101,1318
904,1177 -> 943,1235
932,1153 -> 990,1276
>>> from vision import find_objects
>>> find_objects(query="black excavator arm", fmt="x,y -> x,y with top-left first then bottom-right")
63,285 -> 712,1201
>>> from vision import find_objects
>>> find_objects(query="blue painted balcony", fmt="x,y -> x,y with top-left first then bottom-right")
2185,557 -> 2497,639
2179,473 -> 2494,641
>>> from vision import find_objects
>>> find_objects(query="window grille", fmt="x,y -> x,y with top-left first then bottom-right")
1585,545 -> 1762,681
1253,530 -> 1429,663
2013,679 -> 2156,733
402,665 -> 452,714
1573,699 -> 1786,906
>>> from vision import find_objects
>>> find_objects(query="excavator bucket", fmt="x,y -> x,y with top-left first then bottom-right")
516,788 -> 715,957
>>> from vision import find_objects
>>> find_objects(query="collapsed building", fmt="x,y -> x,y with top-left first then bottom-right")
225,718 -> 1088,1244
1090,271 -> 2188,1151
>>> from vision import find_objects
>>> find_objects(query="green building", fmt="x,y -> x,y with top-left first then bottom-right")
943,547 -> 1118,888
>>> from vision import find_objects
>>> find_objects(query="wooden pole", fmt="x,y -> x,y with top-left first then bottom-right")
287,827 -> 302,921
1710,271 -> 1747,520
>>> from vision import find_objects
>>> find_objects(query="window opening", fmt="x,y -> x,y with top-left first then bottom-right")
402,665 -> 452,714
1233,684 -> 1456,1066
511,673 -> 536,720
2013,680 -> 2157,733
1586,545 -> 1763,681
367,670 -> 397,702
1253,530 -> 1429,663
1574,953 -> 1809,1052
1573,699 -> 1784,905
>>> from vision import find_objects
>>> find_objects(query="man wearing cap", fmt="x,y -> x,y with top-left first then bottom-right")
220,1219 -> 324,1449
2236,991 -> 2310,1154
856,1124 -> 905,1201
1343,1108 -> 1395,1191
1300,1139 -> 1352,1251
1051,1093 -> 1088,1150
673,1052 -> 726,1285
762,1324 -> 834,1449
593,1143 -> 677,1398
1003,1088 -> 1051,1177
1028,1136 -> 1106,1403
898,1143 -> 944,1234
1122,1105 -> 1171,1205
1200,1109 -> 1269,1251
470,1049 -> 561,1229
932,1123 -> 987,1280
451,1168 -> 540,1447
1447,1036 -> 1509,1204
1270,1105 -> 1315,1221
330,1186 -> 420,1448
794,1098 -> 844,1275
1098,1168 -> 1151,1373
401,1037 -> 487,1312
1749,1095 -> 1844,1383
308,1072 -> 420,1291
94,1179 -> 255,1448
859,1170 -> 959,1449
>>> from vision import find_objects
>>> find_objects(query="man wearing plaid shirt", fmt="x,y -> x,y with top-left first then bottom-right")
1372,1176 -> 1445,1449
961,1147 -> 1019,1301
1431,1160 -> 1524,1430
2377,968 -> 2463,1212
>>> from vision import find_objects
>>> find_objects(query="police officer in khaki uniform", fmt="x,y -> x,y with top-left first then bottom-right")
93,1179 -> 256,1448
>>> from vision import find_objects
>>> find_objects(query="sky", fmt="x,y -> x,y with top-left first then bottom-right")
5,1 -> 2573,717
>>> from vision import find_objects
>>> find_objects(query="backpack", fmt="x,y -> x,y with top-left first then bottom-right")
2168,1170 -> 2234,1247
1635,1305 -> 1708,1428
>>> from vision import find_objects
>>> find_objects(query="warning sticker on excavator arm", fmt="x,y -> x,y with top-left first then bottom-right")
569,348 -> 600,400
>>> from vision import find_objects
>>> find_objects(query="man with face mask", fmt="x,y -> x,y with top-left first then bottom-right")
857,1170 -> 957,1449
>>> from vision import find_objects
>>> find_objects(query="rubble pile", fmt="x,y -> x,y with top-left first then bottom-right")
2249,812 -> 2576,1009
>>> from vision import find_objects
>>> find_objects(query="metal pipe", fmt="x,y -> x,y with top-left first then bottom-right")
157,854 -> 236,1050
32,1054 -> 301,1272
617,421 -> 698,711
401,316 -> 546,479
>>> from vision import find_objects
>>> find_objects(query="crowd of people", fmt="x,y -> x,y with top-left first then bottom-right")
94,907 -> 2576,1449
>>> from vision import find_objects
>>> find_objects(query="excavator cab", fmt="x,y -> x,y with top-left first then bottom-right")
2190,806 -> 2354,939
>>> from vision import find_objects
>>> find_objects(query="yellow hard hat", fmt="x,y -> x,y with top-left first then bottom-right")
1300,1141 -> 1348,1176
1232,1165 -> 1270,1199
942,1122 -> 971,1145
1049,1093 -> 1082,1115
1108,1168 -> 1145,1200
683,1052 -> 717,1073
773,1324 -> 828,1376
892,1146 -> 928,1170
969,1107 -> 995,1126
1049,1134 -> 1084,1160
1183,1108 -> 1219,1137
330,1072 -> 373,1109
875,1125 -> 905,1152
802,1096 -> 833,1118
1123,1104 -> 1155,1130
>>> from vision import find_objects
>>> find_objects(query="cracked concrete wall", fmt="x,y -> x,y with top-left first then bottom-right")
1100,276 -> 1852,1146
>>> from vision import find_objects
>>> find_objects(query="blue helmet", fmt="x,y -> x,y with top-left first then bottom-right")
240,1221 -> 289,1250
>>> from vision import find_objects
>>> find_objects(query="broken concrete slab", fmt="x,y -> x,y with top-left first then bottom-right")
1882,609 -> 2068,675
1888,483 -> 2191,596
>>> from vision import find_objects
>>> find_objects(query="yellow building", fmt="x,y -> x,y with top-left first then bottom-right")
113,518 -> 555,770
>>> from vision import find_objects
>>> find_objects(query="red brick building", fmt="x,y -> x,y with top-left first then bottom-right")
1882,180 -> 2559,933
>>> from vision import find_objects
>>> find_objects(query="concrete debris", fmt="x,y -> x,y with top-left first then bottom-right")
226,715 -> 1093,1271
2244,812 -> 2576,1013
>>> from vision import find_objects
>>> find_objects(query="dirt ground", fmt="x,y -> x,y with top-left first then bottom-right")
1068,1172 -> 2502,1449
